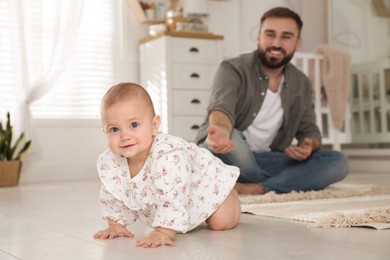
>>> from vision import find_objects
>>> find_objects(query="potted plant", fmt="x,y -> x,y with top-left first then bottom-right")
0,112 -> 32,187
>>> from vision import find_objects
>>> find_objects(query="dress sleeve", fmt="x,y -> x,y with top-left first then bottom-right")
99,185 -> 137,226
150,149 -> 192,233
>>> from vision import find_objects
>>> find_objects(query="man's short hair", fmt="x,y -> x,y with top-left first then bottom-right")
260,7 -> 303,35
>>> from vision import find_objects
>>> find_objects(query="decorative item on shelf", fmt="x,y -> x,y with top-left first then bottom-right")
0,112 -> 32,187
165,0 -> 187,31
129,0 -> 165,23
139,1 -> 155,20
155,2 -> 166,21
177,0 -> 209,33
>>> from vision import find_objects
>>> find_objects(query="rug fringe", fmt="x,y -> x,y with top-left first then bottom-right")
310,207 -> 390,228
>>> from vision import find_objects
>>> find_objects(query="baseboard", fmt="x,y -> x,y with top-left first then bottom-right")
19,161 -> 99,184
348,157 -> 390,174
343,148 -> 390,174
343,148 -> 390,157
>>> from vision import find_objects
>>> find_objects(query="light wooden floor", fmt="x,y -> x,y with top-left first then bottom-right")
1,172 -> 390,260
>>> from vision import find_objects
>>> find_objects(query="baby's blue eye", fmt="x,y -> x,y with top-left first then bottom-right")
110,127 -> 119,133
130,122 -> 138,129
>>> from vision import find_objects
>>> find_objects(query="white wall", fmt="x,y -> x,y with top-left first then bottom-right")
328,0 -> 390,64
19,119 -> 106,184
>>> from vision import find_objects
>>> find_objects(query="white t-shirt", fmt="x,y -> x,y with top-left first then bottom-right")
243,80 -> 284,152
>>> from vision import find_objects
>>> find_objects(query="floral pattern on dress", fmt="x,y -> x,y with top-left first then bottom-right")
97,132 -> 239,233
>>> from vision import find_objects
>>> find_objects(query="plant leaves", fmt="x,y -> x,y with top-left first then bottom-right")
14,140 -> 32,160
0,111 -> 31,160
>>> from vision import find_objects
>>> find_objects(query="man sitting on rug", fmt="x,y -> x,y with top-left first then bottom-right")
195,6 -> 349,195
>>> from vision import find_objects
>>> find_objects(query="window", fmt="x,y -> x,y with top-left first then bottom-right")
0,0 -> 131,120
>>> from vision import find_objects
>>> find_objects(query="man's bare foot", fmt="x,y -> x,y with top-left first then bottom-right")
234,182 -> 266,195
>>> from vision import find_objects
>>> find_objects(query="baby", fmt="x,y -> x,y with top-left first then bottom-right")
93,83 -> 241,248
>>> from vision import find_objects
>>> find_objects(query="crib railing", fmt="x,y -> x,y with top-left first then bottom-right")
291,52 -> 351,150
350,58 -> 390,144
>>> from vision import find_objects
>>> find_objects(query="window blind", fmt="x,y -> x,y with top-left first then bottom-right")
0,0 -> 130,120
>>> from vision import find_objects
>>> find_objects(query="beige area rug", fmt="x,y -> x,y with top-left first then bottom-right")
240,184 -> 390,230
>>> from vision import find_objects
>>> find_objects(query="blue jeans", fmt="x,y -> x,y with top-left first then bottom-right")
203,129 -> 349,194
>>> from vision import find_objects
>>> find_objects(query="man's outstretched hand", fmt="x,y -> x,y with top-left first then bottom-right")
206,125 -> 235,154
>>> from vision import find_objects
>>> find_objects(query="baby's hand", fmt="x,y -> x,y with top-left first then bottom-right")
136,228 -> 176,248
93,223 -> 134,240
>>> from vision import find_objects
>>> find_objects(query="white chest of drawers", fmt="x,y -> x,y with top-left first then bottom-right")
140,32 -> 224,142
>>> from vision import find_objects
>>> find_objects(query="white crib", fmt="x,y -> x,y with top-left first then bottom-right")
350,58 -> 390,144
291,52 -> 351,150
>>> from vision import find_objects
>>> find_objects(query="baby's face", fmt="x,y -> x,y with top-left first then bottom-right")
102,98 -> 159,162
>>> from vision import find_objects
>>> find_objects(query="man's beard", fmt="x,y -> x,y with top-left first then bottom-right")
258,47 -> 295,69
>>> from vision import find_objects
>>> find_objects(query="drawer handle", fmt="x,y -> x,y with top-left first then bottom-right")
190,73 -> 200,78
190,98 -> 200,104
189,47 -> 199,53
191,125 -> 200,130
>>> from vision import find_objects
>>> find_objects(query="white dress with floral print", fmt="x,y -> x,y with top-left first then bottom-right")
97,132 -> 239,233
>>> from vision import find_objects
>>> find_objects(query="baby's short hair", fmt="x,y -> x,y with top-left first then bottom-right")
101,82 -> 155,116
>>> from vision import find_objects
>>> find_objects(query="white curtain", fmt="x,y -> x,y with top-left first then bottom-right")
10,0 -> 84,155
